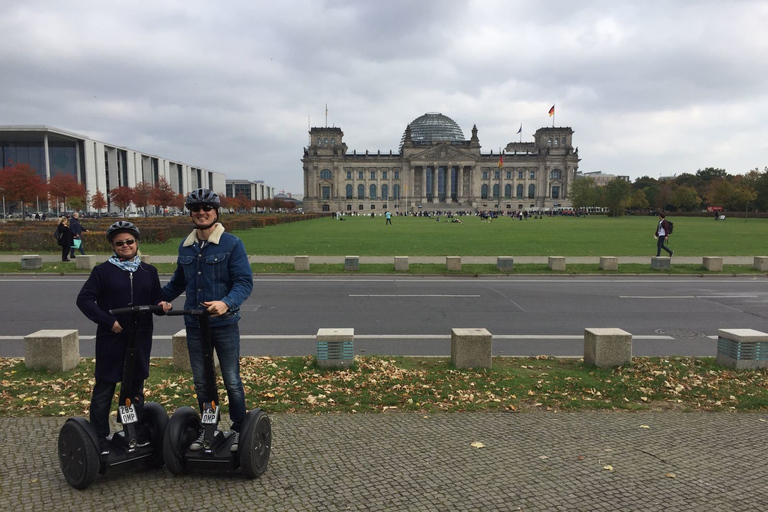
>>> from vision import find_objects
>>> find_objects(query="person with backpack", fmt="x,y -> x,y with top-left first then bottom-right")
55,216 -> 74,262
654,212 -> 674,257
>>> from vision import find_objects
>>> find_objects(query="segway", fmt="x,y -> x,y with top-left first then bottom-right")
163,308 -> 271,478
58,304 -> 169,489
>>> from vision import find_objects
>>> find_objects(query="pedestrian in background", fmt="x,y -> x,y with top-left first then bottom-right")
69,212 -> 89,258
654,213 -> 674,257
56,216 -> 74,262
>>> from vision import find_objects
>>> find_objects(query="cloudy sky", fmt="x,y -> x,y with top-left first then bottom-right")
2,0 -> 767,195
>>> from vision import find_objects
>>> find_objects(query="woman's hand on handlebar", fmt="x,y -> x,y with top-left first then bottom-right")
201,300 -> 229,317
111,321 -> 123,333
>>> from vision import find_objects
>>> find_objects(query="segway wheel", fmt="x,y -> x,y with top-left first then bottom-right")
163,406 -> 200,475
239,409 -> 272,479
58,421 -> 100,489
142,402 -> 169,469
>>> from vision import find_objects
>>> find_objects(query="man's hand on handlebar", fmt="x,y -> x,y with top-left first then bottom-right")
158,301 -> 173,313
201,300 -> 229,317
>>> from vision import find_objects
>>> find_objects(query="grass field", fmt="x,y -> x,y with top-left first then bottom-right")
133,214 -> 768,257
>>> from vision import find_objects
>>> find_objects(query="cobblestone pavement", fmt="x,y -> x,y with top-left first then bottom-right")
2,412 -> 766,511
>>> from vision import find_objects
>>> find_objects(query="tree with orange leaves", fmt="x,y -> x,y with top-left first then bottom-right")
0,163 -> 47,221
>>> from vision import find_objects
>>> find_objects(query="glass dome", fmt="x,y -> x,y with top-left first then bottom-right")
400,112 -> 465,148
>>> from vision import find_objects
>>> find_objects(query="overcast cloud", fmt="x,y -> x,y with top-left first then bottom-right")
2,0 -> 767,195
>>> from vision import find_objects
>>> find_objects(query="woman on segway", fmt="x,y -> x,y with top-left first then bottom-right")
76,221 -> 172,455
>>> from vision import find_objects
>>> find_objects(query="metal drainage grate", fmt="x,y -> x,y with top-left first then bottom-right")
655,329 -> 705,339
717,338 -> 768,361
317,340 -> 354,361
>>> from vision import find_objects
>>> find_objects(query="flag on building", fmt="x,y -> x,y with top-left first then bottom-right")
517,123 -> 522,134
498,153 -> 504,168
548,105 -> 555,117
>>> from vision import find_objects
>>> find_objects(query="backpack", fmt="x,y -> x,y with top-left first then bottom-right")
53,228 -> 62,240
667,221 -> 674,234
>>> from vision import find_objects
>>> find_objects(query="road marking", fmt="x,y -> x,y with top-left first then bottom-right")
349,294 -> 481,297
620,295 -> 758,299
0,334 -> 677,341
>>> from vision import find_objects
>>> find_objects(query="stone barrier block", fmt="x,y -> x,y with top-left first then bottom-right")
754,256 -> 768,272
345,256 -> 359,272
584,328 -> 632,368
316,328 -> 354,369
446,256 -> 461,271
548,256 -> 566,271
451,328 -> 492,369
394,256 -> 409,272
599,256 -> 619,271
140,255 -> 152,265
716,328 -> 768,370
295,255 -> 310,271
24,329 -> 79,372
651,257 -> 671,270
20,254 -> 43,270
75,254 -> 99,270
496,256 -> 514,272
703,257 -> 723,272
172,329 -> 219,371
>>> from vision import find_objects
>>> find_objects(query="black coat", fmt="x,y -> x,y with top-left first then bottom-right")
57,223 -> 74,247
76,261 -> 164,382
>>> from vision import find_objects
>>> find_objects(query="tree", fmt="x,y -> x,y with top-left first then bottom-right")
48,174 -> 86,213
569,178 -> 600,209
150,177 -> 176,215
601,179 -> 632,217
0,163 -> 47,222
171,193 -> 185,210
627,189 -> 650,210
110,186 -> 135,214
670,185 -> 701,212
133,181 -> 153,215
91,189 -> 107,216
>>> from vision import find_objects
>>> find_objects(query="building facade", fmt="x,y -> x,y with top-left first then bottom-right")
302,113 -> 580,213
225,179 -> 274,203
577,171 -> 630,186
0,125 -> 226,213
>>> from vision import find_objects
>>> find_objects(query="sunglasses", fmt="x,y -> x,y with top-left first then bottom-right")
191,205 -> 215,213
113,239 -> 136,247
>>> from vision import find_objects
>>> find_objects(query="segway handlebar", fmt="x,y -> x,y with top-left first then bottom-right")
109,304 -> 166,315
165,308 -> 211,317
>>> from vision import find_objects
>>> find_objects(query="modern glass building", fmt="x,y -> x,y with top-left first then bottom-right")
302,113 -> 580,213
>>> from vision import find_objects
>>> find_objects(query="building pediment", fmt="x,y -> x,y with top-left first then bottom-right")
408,143 -> 475,163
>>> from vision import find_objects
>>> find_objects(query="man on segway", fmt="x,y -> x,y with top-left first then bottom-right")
162,188 -> 253,452
76,221 -> 172,455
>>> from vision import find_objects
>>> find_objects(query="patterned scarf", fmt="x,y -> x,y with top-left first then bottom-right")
108,254 -> 141,272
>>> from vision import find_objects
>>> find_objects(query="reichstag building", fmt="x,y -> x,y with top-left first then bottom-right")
302,112 -> 580,213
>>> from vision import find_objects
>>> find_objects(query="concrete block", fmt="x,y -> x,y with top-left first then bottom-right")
75,254 -> 99,270
316,328 -> 354,369
716,328 -> 768,370
548,256 -> 566,271
651,257 -> 671,270
584,328 -> 632,368
172,329 -> 219,371
754,256 -> 768,272
496,256 -> 514,272
140,255 -> 151,265
24,329 -> 79,372
345,256 -> 359,271
394,256 -> 409,272
295,255 -> 310,271
451,328 -> 492,369
446,256 -> 461,271
20,254 -> 42,270
703,257 -> 723,272
599,257 -> 619,271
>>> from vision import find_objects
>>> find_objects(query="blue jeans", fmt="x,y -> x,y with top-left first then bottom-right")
186,323 -> 246,432
90,378 -> 144,438
656,236 -> 672,257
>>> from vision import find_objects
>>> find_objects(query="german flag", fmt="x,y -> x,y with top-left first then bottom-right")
498,153 -> 503,168
548,105 -> 555,117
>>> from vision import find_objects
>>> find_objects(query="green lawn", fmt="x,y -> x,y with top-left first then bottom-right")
138,214 -> 767,256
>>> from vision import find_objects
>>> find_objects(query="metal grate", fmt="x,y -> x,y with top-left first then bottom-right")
717,337 -> 768,361
317,340 -> 354,361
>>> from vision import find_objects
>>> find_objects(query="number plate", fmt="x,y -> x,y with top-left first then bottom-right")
201,406 -> 219,425
119,404 -> 138,424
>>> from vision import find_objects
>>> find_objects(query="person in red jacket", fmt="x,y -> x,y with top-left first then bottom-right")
654,213 -> 674,257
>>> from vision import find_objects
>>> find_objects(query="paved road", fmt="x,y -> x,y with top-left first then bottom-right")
2,413 -> 766,511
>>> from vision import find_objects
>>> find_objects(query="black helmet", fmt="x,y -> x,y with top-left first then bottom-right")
106,221 -> 140,242
185,188 -> 220,209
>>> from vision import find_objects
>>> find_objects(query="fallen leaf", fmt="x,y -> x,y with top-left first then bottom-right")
470,442 -> 485,449
665,473 -> 676,479
577,455 -> 585,461
539,455 -> 549,460
640,425 -> 650,429
603,465 -> 613,471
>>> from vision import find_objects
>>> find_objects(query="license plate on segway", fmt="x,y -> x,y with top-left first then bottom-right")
119,404 -> 138,424
201,405 -> 219,425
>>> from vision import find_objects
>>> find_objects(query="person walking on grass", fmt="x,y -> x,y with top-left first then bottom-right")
654,212 -> 674,257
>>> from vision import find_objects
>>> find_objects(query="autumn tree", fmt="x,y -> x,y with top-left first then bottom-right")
0,163 -> 47,222
48,174 -> 86,213
670,185 -> 701,212
569,177 -> 600,209
133,181 -> 154,215
150,177 -> 176,215
601,179 -> 632,217
91,189 -> 107,216
110,186 -> 135,214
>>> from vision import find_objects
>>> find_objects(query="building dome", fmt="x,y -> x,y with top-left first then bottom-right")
400,112 -> 465,148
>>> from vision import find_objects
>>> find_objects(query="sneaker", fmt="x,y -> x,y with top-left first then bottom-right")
230,431 -> 239,452
98,437 -> 110,456
670,251 -> 674,257
189,429 -> 206,451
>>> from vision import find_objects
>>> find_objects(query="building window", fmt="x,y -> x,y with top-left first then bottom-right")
481,184 -> 488,199
492,184 -> 499,199
518,170 -> 523,179
346,184 -> 353,199
494,170 -> 500,180
370,171 -> 376,180
317,138 -> 321,145
322,204 -> 330,211
393,184 -> 400,199
347,171 -> 352,180
482,170 -> 488,180
357,184 -> 365,199
561,137 -> 566,146
322,186 -> 330,199
530,170 -> 535,179
550,169 -> 562,179
554,138 -> 559,147
394,171 -> 399,180
516,184 -> 523,199
371,204 -> 376,209
506,171 -> 512,180
552,185 -> 560,199
320,169 -> 332,179
505,184 -> 512,199
330,138 -> 335,144
358,171 -> 364,180
358,204 -> 363,210
528,184 -> 536,199
347,204 -> 352,211
369,184 -> 377,199
382,170 -> 387,180
381,184 -> 388,200
548,138 -> 552,146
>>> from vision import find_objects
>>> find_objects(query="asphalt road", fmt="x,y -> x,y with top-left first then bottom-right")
2,275 -> 767,357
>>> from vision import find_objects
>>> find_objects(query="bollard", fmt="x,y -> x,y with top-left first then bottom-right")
345,256 -> 359,272
24,329 -> 79,372
172,329 -> 219,371
75,255 -> 99,270
599,257 -> 619,271
716,329 -> 768,370
20,255 -> 43,270
316,328 -> 354,369
446,256 -> 461,271
703,257 -> 723,272
394,256 -> 409,272
295,255 -> 310,271
140,255 -> 152,265
451,328 -> 492,369
583,328 -> 632,368
496,257 -> 514,272
548,256 -> 566,271
650,257 -> 671,270
754,256 -> 768,272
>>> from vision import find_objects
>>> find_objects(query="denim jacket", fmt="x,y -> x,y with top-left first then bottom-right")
162,223 -> 253,327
